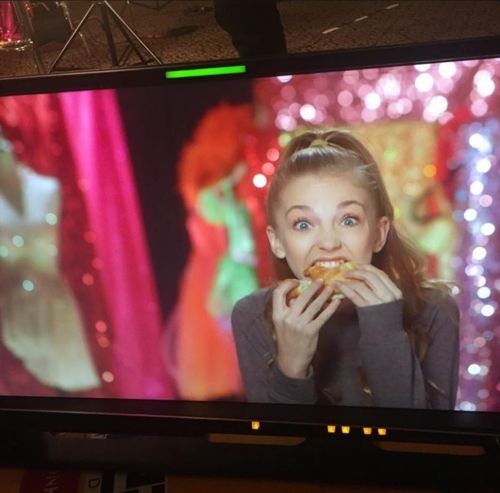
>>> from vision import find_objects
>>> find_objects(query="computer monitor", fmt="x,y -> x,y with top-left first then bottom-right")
0,36 -> 499,476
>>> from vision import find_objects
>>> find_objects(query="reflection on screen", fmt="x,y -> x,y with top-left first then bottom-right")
0,57 -> 498,412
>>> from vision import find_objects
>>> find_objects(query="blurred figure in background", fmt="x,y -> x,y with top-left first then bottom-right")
165,103 -> 259,400
0,127 -> 100,395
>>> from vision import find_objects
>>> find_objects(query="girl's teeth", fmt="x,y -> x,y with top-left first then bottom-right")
316,260 -> 344,268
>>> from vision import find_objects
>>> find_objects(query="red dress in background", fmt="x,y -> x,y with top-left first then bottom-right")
171,206 -> 243,400
167,103 -> 262,401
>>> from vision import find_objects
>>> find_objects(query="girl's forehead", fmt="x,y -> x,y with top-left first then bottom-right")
278,172 -> 370,203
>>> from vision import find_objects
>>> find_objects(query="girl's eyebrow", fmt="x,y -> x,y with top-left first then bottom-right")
285,205 -> 313,217
337,200 -> 366,210
285,200 -> 366,217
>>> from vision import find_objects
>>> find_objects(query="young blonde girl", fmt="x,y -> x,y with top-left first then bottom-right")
231,129 -> 459,409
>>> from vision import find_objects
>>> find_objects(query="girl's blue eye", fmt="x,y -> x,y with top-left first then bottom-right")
341,216 -> 359,227
293,220 -> 311,231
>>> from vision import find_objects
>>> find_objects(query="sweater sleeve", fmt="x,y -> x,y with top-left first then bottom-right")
356,293 -> 459,410
420,293 -> 460,409
231,293 -> 318,404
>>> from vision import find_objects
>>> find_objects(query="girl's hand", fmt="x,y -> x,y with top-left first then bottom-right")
334,264 -> 402,307
272,279 -> 340,379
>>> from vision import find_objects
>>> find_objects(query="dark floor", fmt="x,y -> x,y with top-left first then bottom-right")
0,0 -> 499,78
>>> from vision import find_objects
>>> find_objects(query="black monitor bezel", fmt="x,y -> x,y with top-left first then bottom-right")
1,36 -> 500,441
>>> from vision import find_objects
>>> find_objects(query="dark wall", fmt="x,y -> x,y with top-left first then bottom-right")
116,79 -> 252,318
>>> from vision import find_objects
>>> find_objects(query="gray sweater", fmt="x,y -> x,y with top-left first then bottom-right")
231,288 -> 459,409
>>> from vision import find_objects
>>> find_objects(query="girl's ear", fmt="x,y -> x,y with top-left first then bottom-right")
266,225 -> 286,259
373,216 -> 390,253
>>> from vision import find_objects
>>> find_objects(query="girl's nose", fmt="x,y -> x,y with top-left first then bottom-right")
317,227 -> 341,250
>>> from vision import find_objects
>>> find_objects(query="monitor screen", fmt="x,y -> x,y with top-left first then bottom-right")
0,39 -> 499,440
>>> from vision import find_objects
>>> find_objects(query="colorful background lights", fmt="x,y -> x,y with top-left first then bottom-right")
454,120 -> 499,411
250,57 -> 500,411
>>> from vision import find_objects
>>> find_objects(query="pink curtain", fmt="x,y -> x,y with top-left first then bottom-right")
59,90 -> 176,399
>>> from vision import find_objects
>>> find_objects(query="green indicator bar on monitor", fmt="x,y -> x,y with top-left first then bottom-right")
165,65 -> 247,79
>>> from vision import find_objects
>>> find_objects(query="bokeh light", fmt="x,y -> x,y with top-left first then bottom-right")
252,173 -> 267,188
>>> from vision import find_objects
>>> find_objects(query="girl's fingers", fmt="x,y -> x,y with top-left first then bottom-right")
273,279 -> 299,316
343,269 -> 393,301
290,279 -> 324,316
360,264 -> 402,298
310,297 -> 341,332
273,279 -> 325,322
301,283 -> 335,321
334,279 -> 382,307
348,264 -> 402,300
